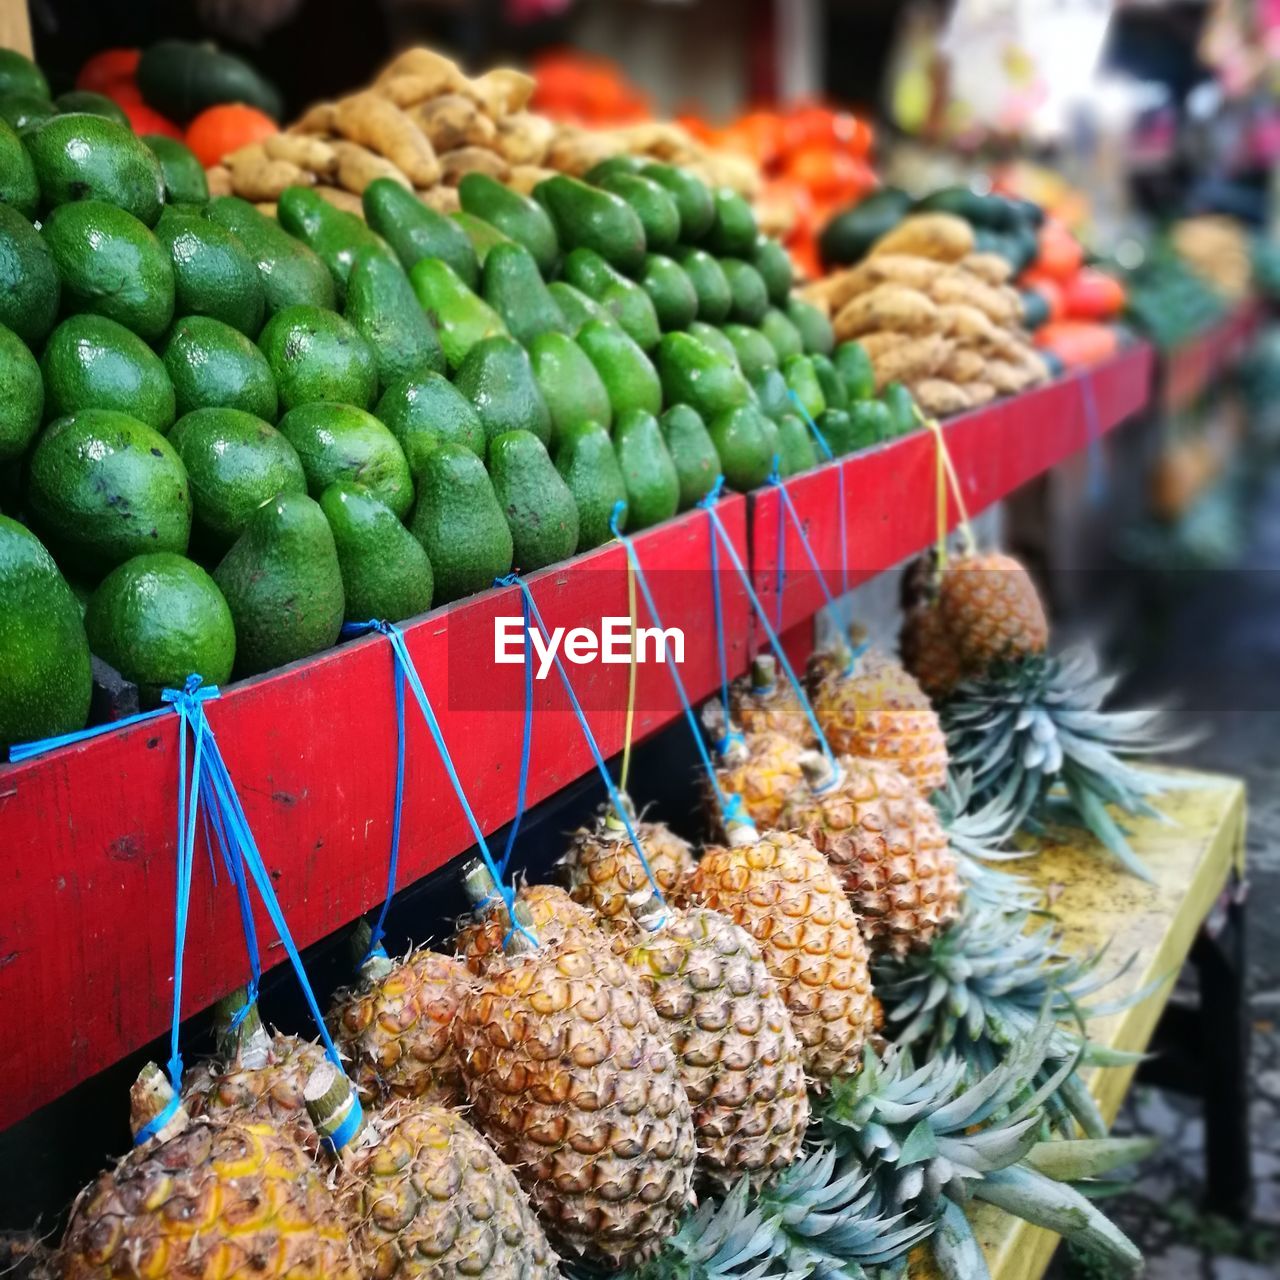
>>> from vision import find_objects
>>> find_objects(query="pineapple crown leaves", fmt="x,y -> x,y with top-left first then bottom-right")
931,770 -> 1027,865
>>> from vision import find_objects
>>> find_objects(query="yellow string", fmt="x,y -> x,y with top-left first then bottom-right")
619,555 -> 639,793
916,406 -> 974,567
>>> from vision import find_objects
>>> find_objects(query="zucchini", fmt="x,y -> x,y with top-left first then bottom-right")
137,40 -> 283,124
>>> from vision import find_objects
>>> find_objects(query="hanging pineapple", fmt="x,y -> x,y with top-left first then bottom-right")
701,698 -> 807,831
780,751 -> 962,958
728,654 -> 815,744
327,922 -> 474,1108
452,879 -> 604,973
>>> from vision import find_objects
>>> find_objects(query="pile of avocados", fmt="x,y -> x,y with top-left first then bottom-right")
0,46 -> 917,751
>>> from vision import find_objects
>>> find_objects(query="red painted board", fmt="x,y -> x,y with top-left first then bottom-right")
749,346 -> 1154,634
1159,298 -> 1262,416
0,497 -> 749,1132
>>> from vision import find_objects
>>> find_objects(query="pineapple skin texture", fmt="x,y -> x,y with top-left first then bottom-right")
728,678 -> 815,746
900,600 -> 967,699
781,757 -> 962,958
452,884 -> 602,975
710,729 -> 808,830
340,1104 -> 560,1279
687,832 -> 878,1085
329,949 -> 474,1108
453,936 -> 697,1268
622,905 -> 810,1191
562,821 -> 696,926
938,552 -> 1049,671
61,1120 -> 361,1280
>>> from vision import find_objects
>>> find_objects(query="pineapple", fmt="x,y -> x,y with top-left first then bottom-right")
452,880 -> 603,974
702,698 -> 808,831
561,799 -> 696,928
780,752 -> 961,958
452,866 -> 697,1267
686,826 -> 879,1086
728,654 -> 815,744
899,599 -> 966,699
327,925 -> 474,1108
621,896 -> 810,1191
61,1065 -> 360,1280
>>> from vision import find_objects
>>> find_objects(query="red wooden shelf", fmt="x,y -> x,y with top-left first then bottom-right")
1159,298 -> 1263,416
0,498 -> 751,1132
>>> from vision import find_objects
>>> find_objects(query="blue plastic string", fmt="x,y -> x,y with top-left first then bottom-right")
770,475 -> 841,616
787,389 -> 849,595
493,576 -> 535,878
700,481 -> 734,722
1080,372 -> 1107,505
8,701 -> 173,762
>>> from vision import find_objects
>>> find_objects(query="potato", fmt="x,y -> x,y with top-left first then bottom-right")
439,146 -> 510,185
963,381 -> 998,408
334,92 -> 441,187
409,94 -> 497,152
546,128 -> 619,176
206,165 -> 232,197
507,164 -> 557,196
495,112 -> 555,166
872,334 -> 953,391
465,68 -> 536,118
312,185 -> 366,216
292,101 -> 337,135
418,184 -> 460,214
940,347 -> 987,384
870,213 -> 974,263
255,203 -> 277,218
1016,347 -> 1052,385
376,47 -> 465,94
828,255 -> 939,311
857,331 -> 911,361
982,358 -> 1032,396
928,271 -> 1018,325
959,252 -> 1013,286
910,377 -> 971,417
936,303 -> 1001,345
834,284 -> 940,341
226,144 -> 312,201
264,133 -> 338,176
379,74 -> 453,109
332,140 -> 412,194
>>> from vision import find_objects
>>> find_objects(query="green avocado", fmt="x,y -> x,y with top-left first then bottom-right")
213,491 -> 344,677
842,400 -> 893,452
563,246 -> 659,350
154,204 -> 265,337
0,50 -> 48,101
450,211 -> 514,268
142,134 -> 209,204
656,331 -> 750,422
163,315 -> 277,419
642,163 -> 714,240
203,196 -> 335,316
584,156 -> 646,183
408,257 -> 507,370
881,382 -> 917,438
258,304 -> 378,411
320,483 -> 433,623
775,412 -> 817,477
375,371 -> 485,469
41,314 -> 174,434
752,366 -> 791,422
0,203 -> 57,345
0,322 -> 42,461
720,257 -> 768,325
753,235 -> 793,306
168,407 -> 307,551
275,401 -> 412,519
702,187 -> 758,257
596,171 -> 681,253
533,174 -> 646,275
454,335 -> 552,451
833,340 -> 876,402
530,330 -> 612,446
55,90 -> 129,126
409,443 -> 512,602
0,117 -> 38,217
674,248 -> 731,323
363,178 -> 479,287
547,281 -> 616,336
344,245 -> 445,393
720,323 -> 778,382
0,93 -> 56,137
27,408 -> 192,577
613,409 -> 679,531
759,307 -> 805,363
810,352 -> 849,413
639,253 -> 698,331
708,404 -> 772,492
787,298 -> 836,356
458,172 -> 560,278
481,241 -> 568,348
809,406 -> 858,456
554,419 -> 626,550
42,200 -> 174,341
276,185 -> 395,304
688,320 -> 740,369
782,354 -> 826,421
0,514 -> 91,750
659,404 -> 720,510
489,429 -> 579,571
576,320 -> 661,419
85,553 -> 235,703
24,113 -> 165,225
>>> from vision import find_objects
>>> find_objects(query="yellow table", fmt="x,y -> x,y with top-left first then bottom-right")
916,767 -> 1247,1279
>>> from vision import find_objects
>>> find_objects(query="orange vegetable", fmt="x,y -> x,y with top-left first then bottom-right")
185,103 -> 278,167
119,99 -> 181,139
1034,221 -> 1084,281
1035,320 -> 1119,368
1060,268 -> 1126,320
76,49 -> 140,94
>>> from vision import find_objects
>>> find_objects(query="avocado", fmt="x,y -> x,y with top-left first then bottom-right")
85,552 -> 235,703
481,241 -> 568,348
458,172 -> 560,278
454,335 -> 552,451
720,258 -> 768,325
154,205 -> 265,337
214,491 -> 344,677
839,401 -> 892,452
363,178 -> 479,287
782,354 -> 826,421
584,156 -> 646,183
702,187 -> 758,257
0,204 -> 56,346
659,404 -> 720,510
0,514 -> 91,750
720,323 -> 778,382
707,404 -> 773,492
640,253 -> 698,331
818,188 -> 913,268
533,174 -> 646,275
344,245 -> 445,393
27,409 -> 192,577
759,307 -> 805,363
204,196 -> 336,316
530,331 -> 612,445
832,340 -> 875,402
753,235 -> 793,306
163,315 -> 277,419
320,483 -> 433,623
276,185 -> 395,304
55,90 -> 129,126
547,280 -> 616,335
0,117 -> 37,217
275,401 -> 413,519
612,409 -> 679,531
688,320 -> 740,369
0,322 -> 42,461
451,211 -> 514,268
24,114 -> 165,226
656,331 -> 750,422
881,382 -> 917,437
787,297 -> 836,356
258,304 -> 378,412
554,419 -> 626,550
775,412 -> 817,477
674,248 -> 731,323
752,366 -> 790,421
408,443 -> 512,602
42,314 -> 174,434
576,320 -> 661,419
596,171 -> 680,252
563,247 -> 660,350
0,50 -> 48,101
488,429 -> 579,571
375,371 -> 485,468
642,163 -> 714,240
409,257 -> 507,370
136,39 -> 282,124
0,93 -> 55,137
168,407 -> 308,551
807,406 -> 856,456
42,200 -> 174,341
142,134 -> 209,204
810,353 -> 849,412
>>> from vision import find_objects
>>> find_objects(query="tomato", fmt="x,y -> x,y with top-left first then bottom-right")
1035,320 -> 1119,368
1019,272 -> 1065,321
120,99 -> 181,139
185,103 -> 278,167
76,48 -> 140,94
1060,268 -> 1127,320
1034,221 -> 1085,280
